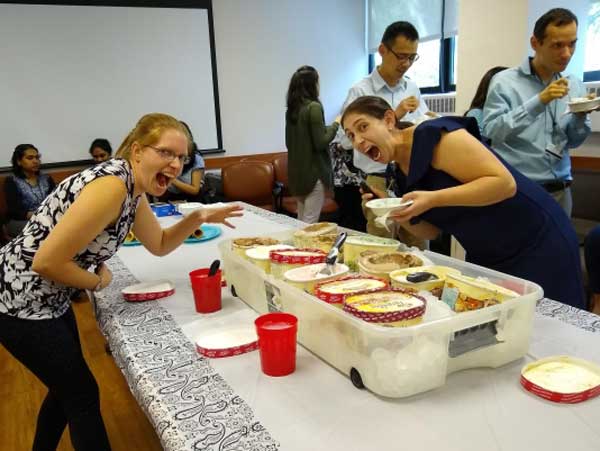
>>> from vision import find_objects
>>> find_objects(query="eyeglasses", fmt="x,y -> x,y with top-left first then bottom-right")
146,145 -> 190,164
385,46 -> 419,64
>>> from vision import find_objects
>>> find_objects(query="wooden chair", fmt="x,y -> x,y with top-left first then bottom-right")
221,161 -> 276,211
272,153 -> 339,221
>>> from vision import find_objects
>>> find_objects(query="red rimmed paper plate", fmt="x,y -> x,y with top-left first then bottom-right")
521,355 -> 600,404
121,280 -> 175,302
195,326 -> 258,358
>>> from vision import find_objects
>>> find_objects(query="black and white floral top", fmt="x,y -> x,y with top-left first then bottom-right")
0,158 -> 140,320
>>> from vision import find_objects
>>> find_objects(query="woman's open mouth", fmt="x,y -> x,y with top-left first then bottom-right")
156,172 -> 174,189
366,146 -> 382,162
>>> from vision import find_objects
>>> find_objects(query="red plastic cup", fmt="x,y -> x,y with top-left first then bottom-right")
189,268 -> 222,313
254,312 -> 298,377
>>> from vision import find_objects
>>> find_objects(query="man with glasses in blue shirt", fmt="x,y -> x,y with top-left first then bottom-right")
333,21 -> 433,244
482,8 -> 593,216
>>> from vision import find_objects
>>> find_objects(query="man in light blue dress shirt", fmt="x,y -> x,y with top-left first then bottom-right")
482,8 -> 592,216
334,21 -> 433,243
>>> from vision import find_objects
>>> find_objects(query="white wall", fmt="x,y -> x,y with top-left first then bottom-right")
455,0 -> 529,115
212,0 -> 368,156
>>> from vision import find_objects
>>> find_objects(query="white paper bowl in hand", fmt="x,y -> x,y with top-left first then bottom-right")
365,197 -> 413,217
568,97 -> 600,113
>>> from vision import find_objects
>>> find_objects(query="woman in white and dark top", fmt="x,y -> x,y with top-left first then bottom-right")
4,144 -> 56,238
0,113 -> 242,450
163,120 -> 205,201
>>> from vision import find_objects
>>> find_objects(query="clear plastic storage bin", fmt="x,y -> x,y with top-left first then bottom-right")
219,230 -> 543,398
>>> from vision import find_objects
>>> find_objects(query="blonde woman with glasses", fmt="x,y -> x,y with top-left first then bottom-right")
0,113 -> 242,450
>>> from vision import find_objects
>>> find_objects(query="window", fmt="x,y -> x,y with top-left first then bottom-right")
584,1 -> 600,81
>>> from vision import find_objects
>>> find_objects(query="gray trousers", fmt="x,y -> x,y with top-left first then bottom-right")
549,187 -> 573,217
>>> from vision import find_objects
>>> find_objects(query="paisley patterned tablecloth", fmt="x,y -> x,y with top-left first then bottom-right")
94,256 -> 279,451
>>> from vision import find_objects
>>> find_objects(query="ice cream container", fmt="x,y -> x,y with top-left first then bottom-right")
284,262 -> 349,294
232,237 -> 281,258
269,248 -> 327,279
441,273 -> 519,312
390,265 -> 461,296
314,275 -> 388,307
343,288 -> 426,327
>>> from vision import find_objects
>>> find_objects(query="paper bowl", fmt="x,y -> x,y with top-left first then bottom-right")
365,197 -> 413,217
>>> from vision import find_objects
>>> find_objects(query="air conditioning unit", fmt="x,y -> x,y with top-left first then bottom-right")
423,93 -> 456,115
584,81 -> 600,132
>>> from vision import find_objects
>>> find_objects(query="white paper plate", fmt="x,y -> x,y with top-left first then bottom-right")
567,97 -> 600,113
121,280 -> 175,302
195,326 -> 258,358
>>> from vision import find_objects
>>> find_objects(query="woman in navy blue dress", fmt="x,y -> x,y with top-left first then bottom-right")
341,96 -> 585,309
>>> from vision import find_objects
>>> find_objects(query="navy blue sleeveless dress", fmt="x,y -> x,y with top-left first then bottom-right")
390,116 -> 585,309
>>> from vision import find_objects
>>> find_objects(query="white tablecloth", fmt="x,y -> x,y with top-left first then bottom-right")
96,205 -> 600,451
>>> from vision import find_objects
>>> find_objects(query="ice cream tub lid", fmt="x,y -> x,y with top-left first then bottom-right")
270,248 -> 327,264
343,288 -> 426,322
520,355 -> 600,403
121,280 -> 175,302
195,326 -> 259,358
314,275 -> 388,304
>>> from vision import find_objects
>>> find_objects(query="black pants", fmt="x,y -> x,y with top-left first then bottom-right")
334,185 -> 367,232
0,307 -> 110,450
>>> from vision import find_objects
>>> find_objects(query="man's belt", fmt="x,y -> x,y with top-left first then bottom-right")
540,179 -> 572,193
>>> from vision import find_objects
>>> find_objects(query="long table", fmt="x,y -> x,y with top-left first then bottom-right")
94,204 -> 600,451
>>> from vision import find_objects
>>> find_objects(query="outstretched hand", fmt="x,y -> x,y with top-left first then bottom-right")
200,203 -> 244,228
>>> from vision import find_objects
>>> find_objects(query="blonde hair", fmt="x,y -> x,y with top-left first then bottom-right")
116,113 -> 192,159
